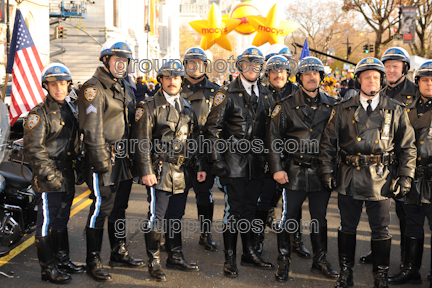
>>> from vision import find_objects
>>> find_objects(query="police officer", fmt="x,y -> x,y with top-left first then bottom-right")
266,56 -> 338,282
320,57 -> 417,288
359,47 -> 418,267
24,63 -> 85,284
78,40 -> 141,282
262,44 -> 299,229
260,54 -> 311,259
181,47 -> 219,251
133,60 -> 205,282
387,61 -> 432,285
205,46 -> 274,278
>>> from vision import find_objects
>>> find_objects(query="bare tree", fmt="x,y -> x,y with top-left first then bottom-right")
406,0 -> 432,58
286,1 -> 350,61
342,0 -> 404,58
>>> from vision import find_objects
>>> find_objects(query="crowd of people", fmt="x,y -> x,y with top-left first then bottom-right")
19,39 -> 432,288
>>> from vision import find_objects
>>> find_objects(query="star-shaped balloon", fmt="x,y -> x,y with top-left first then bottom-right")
189,3 -> 241,51
247,4 -> 299,46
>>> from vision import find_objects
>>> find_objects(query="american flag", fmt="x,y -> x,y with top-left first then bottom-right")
6,9 -> 44,126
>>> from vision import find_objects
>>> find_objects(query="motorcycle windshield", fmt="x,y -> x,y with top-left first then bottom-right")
0,98 -> 10,163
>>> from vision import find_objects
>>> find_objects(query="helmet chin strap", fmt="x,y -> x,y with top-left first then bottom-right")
163,87 -> 182,96
302,86 -> 319,93
187,74 -> 205,80
103,56 -> 127,79
361,85 -> 386,97
241,74 -> 258,83
389,75 -> 405,86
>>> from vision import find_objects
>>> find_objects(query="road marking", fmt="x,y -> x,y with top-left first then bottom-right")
72,189 -> 91,206
0,190 -> 92,267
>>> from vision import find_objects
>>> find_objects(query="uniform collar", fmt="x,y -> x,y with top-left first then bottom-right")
359,94 -> 380,111
93,67 -> 122,89
239,75 -> 259,96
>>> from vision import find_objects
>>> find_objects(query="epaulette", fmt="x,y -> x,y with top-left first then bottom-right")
389,97 -> 405,107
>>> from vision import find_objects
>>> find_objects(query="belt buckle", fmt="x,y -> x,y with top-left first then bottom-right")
177,155 -> 185,166
382,153 -> 389,164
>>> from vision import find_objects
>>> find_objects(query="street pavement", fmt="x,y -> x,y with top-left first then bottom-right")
0,182 -> 431,287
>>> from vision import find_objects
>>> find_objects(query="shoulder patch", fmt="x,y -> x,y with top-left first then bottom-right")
271,105 -> 282,118
214,92 -> 226,106
27,114 -> 40,129
135,107 -> 145,121
84,88 -> 97,102
328,109 -> 336,123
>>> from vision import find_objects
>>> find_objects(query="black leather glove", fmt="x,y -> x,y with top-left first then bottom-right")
212,159 -> 230,177
87,145 -> 110,174
45,170 -> 63,192
321,173 -> 337,192
393,176 -> 412,199
75,157 -> 86,185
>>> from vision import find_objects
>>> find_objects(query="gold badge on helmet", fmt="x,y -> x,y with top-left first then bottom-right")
252,49 -> 258,55
366,58 -> 374,64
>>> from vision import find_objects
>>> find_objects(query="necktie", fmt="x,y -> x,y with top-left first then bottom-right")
175,99 -> 181,114
250,85 -> 258,103
367,99 -> 372,116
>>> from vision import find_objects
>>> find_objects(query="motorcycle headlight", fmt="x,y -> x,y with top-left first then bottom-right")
0,174 -> 5,192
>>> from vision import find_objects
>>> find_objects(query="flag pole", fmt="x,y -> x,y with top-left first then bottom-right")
1,0 -> 10,102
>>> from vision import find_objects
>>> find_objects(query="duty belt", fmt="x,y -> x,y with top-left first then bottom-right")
288,153 -> 319,168
157,153 -> 185,166
416,164 -> 432,180
341,151 -> 395,167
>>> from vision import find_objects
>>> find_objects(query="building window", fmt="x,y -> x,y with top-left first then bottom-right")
144,0 -> 149,32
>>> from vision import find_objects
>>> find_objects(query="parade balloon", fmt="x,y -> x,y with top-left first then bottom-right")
229,1 -> 261,35
247,4 -> 299,46
189,3 -> 241,51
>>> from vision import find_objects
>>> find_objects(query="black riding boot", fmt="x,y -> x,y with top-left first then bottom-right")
51,228 -> 85,274
334,230 -> 356,288
35,235 -> 72,284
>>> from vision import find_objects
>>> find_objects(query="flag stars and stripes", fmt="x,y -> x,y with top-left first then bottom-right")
5,9 -> 44,125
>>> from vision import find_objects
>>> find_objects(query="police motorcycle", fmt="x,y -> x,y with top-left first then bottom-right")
0,99 -> 37,255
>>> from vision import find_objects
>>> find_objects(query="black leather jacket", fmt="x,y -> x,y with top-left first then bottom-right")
132,89 -> 204,194
78,67 -> 135,186
24,94 -> 78,193
407,97 -> 432,204
320,92 -> 417,201
267,81 -> 299,102
205,76 -> 274,179
266,90 -> 336,191
385,78 -> 419,105
181,77 -> 219,134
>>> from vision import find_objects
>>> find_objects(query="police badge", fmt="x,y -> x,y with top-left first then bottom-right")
214,92 -> 226,106
135,107 -> 145,121
84,88 -> 97,102
27,114 -> 40,129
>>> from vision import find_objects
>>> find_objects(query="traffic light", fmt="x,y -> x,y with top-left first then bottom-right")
347,46 -> 352,56
363,44 -> 369,53
54,26 -> 60,39
57,26 -> 67,39
369,44 -> 374,53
